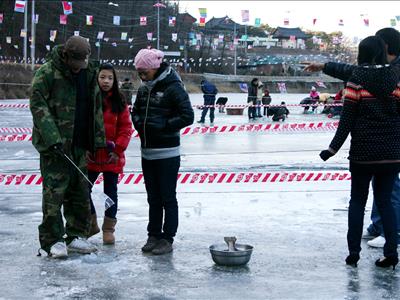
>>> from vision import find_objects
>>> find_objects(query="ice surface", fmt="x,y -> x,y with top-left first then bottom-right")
0,95 -> 398,300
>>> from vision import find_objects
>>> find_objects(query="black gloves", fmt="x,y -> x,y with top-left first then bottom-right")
50,143 -> 64,156
319,149 -> 334,161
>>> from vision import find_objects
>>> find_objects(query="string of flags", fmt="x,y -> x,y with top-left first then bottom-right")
5,2 -> 400,32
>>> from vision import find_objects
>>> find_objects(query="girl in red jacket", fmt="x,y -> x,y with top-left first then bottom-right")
87,63 -> 133,244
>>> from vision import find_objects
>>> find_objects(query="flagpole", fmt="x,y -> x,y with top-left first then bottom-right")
157,5 -> 160,49
23,0 -> 28,68
31,0 -> 35,71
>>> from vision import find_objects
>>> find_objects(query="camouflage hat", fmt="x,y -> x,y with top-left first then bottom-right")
64,36 -> 91,69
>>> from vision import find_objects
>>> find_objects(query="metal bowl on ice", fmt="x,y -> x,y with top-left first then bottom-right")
209,243 -> 253,266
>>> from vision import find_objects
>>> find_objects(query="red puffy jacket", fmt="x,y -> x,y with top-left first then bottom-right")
87,93 -> 133,174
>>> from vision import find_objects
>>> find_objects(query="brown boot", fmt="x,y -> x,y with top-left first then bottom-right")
87,213 -> 100,238
102,216 -> 117,245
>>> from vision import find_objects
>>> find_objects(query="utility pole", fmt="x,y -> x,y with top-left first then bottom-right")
23,0 -> 28,68
31,0 -> 36,71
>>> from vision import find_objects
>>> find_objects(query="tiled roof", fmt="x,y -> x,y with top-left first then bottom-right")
272,27 -> 309,39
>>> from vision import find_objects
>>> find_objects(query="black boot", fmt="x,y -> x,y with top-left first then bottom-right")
345,253 -> 360,267
375,257 -> 399,270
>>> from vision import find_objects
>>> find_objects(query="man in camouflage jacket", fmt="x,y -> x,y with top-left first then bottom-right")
30,36 -> 106,257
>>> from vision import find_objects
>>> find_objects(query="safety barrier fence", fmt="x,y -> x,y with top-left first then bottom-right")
0,121 -> 338,142
0,171 -> 351,186
0,103 -> 343,109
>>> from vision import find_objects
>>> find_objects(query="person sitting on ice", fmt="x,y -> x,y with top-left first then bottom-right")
267,101 -> 290,122
216,97 -> 228,113
305,86 -> 320,113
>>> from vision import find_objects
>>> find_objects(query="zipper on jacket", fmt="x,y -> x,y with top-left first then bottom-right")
143,90 -> 152,148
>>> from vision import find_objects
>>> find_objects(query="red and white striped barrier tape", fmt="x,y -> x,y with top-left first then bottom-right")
0,121 -> 339,142
0,103 -> 30,109
0,127 -> 32,133
0,103 -> 343,109
0,171 -> 351,186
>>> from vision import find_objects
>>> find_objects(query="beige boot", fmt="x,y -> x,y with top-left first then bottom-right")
102,216 -> 117,244
87,213 -> 100,238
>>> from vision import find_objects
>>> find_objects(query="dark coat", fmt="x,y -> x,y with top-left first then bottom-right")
131,64 -> 194,149
201,80 -> 218,103
329,65 -> 400,162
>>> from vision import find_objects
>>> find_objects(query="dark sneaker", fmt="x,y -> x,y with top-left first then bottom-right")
151,239 -> 173,255
141,236 -> 159,252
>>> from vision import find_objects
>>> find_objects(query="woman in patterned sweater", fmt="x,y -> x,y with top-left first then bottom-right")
320,36 -> 400,270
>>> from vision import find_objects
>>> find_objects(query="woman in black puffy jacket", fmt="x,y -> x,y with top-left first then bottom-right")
131,49 -> 194,255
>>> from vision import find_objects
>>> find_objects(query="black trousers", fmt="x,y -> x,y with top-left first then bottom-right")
348,163 -> 399,258
142,156 -> 180,243
88,171 -> 119,219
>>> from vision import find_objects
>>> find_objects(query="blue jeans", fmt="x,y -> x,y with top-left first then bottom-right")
255,100 -> 262,117
200,99 -> 215,123
367,174 -> 400,240
348,166 -> 398,258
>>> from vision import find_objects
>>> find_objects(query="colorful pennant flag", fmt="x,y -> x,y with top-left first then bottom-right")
199,8 -> 207,18
20,29 -> 27,38
199,17 -> 206,27
153,2 -> 166,8
0,13 -> 3,24
396,16 -> 400,22
140,16 -> 147,26
14,1 -> 26,13
97,31 -> 104,40
113,16 -> 120,25
86,15 -> 93,25
363,18 -> 369,26
50,30 -> 57,42
168,16 -> 176,27
313,18 -> 317,25
391,19 -> 397,26
147,32 -> 153,41
241,10 -> 249,23
60,15 -> 67,25
284,18 -> 289,26
62,2 -> 73,15
255,18 -> 261,27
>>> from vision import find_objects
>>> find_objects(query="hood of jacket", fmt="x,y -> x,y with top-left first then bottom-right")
354,65 -> 399,98
46,45 -> 69,72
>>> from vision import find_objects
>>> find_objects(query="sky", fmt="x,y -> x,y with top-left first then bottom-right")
176,1 -> 400,39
